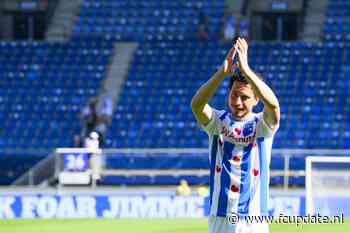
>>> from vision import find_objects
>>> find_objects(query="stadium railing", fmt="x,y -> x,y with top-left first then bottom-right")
12,148 -> 350,190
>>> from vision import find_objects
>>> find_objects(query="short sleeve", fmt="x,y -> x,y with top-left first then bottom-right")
256,112 -> 279,138
200,109 -> 225,136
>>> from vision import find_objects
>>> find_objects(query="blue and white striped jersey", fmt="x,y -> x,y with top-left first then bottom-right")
202,109 -> 278,217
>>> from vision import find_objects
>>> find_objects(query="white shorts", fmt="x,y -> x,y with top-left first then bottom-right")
208,216 -> 269,233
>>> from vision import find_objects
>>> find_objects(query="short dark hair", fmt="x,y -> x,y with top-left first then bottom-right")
228,72 -> 248,90
228,72 -> 264,90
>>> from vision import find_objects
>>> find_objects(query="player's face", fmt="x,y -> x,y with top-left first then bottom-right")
228,81 -> 258,120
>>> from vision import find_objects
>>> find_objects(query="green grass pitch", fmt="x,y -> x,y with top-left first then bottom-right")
1,219 -> 349,233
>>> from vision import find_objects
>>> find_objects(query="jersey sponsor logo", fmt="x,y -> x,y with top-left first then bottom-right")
220,126 -> 256,144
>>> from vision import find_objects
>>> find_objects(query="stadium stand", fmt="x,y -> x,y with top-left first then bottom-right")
0,153 -> 43,185
73,0 -> 224,41
0,39 -> 113,150
102,152 -> 210,186
2,0 -> 349,187
324,0 -> 350,41
99,152 -> 289,186
107,41 -> 350,150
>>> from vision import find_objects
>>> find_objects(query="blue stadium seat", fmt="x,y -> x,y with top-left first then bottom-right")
74,0 -> 223,41
0,39 -> 113,150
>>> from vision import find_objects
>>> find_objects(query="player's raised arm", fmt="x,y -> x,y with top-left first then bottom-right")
235,37 -> 280,130
191,46 -> 237,126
